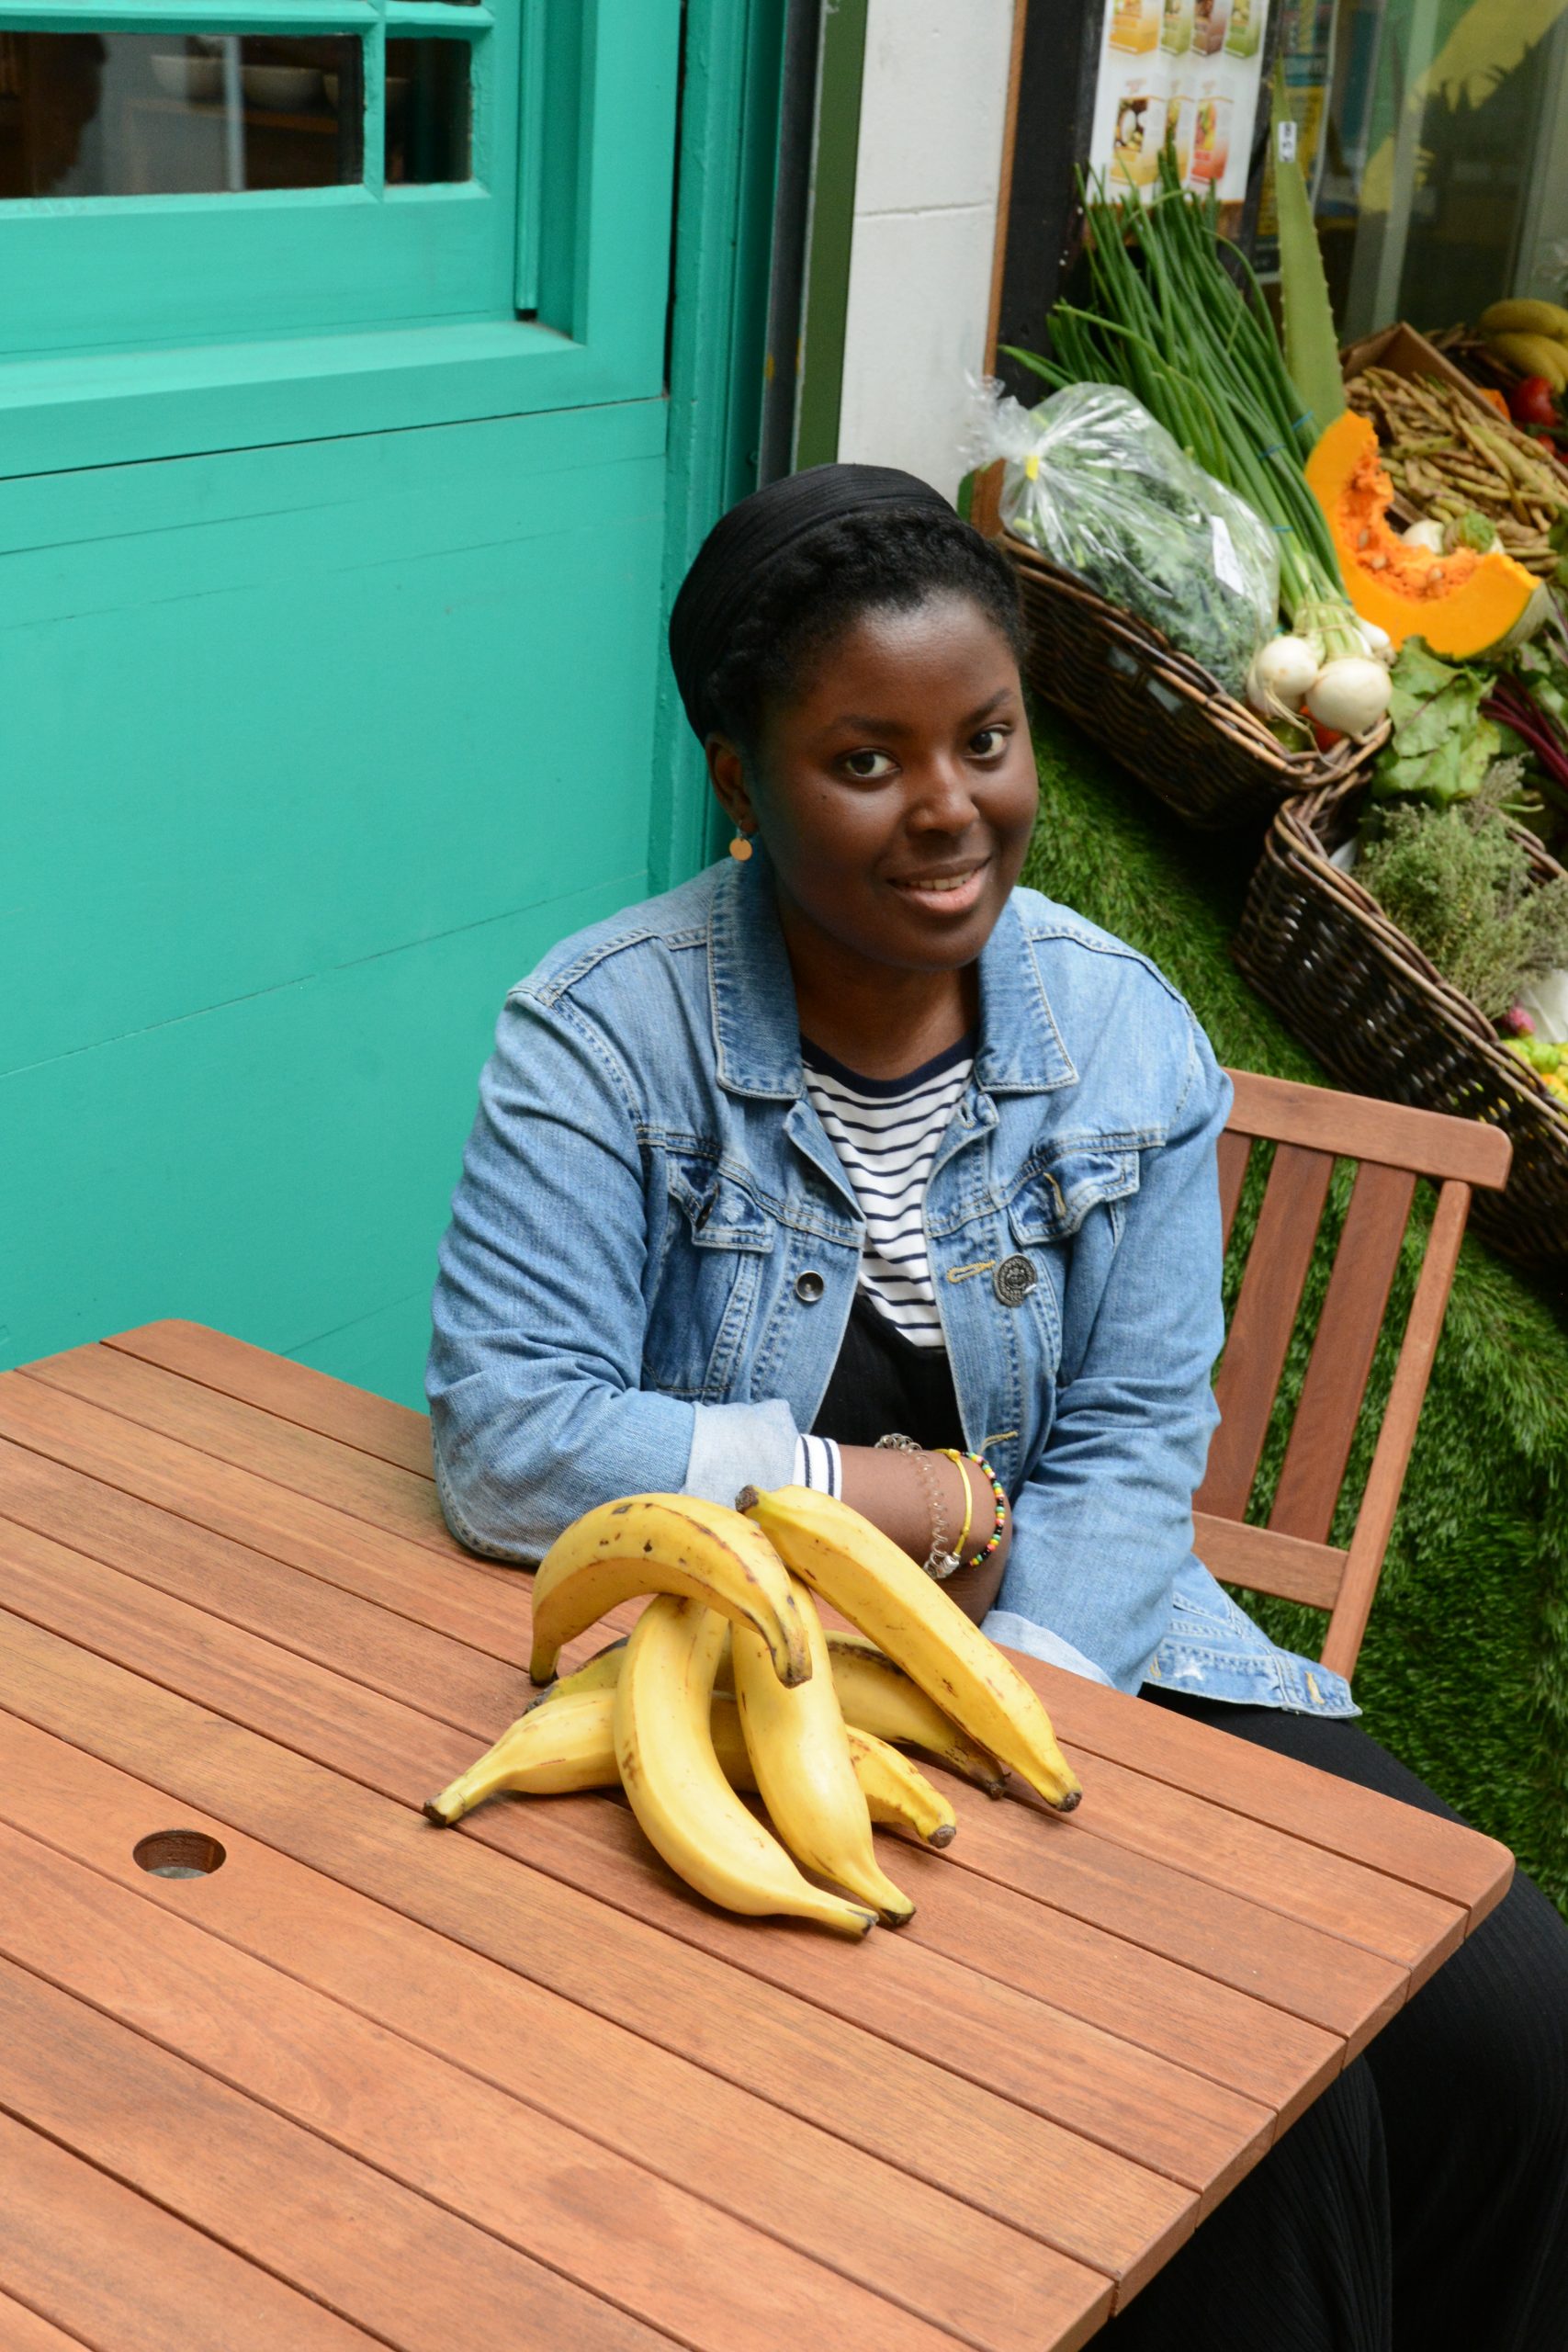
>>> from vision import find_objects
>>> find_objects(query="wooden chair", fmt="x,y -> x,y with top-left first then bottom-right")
1194,1069 -> 1512,1680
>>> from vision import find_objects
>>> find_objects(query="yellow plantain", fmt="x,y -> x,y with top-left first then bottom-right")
528,1494 -> 810,1689
427,1667 -> 955,1849
572,1621 -> 995,1810
824,1630 -> 1009,1795
520,1635 -> 629,1711
731,1577 -> 914,1927
615,1595 -> 875,1937
843,1725 -> 957,1847
424,1688 -> 622,1823
738,1486 -> 1082,1813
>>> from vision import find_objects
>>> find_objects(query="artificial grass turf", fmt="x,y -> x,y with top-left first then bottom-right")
1021,706 -> 1568,1921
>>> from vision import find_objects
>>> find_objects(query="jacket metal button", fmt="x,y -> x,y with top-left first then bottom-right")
993,1253 -> 1037,1306
795,1270 -> 825,1304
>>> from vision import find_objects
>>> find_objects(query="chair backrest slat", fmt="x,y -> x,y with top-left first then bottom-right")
1268,1159 -> 1417,1546
1197,1141 -> 1336,1521
1201,1071 -> 1509,1679
1318,1178 -> 1473,1680
1215,1129 -> 1251,1254
1192,1511 -> 1345,1611
1224,1069 -> 1510,1186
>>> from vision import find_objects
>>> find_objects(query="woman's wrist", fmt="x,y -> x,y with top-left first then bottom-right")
833,1443 -> 1010,1624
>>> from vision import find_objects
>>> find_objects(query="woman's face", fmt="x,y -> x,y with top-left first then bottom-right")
710,593 -> 1038,977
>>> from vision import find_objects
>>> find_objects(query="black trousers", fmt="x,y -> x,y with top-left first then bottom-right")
1098,1694 -> 1568,2352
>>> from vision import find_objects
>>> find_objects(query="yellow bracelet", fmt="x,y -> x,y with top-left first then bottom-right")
936,1450 -> 974,1565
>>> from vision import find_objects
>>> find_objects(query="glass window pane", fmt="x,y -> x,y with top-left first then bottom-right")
0,32 -> 363,198
385,40 -> 471,186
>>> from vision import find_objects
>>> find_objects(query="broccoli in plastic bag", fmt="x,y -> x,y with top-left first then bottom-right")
973,381 -> 1279,697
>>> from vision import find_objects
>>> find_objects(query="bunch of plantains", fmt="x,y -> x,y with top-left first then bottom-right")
425,1487 -> 1081,1939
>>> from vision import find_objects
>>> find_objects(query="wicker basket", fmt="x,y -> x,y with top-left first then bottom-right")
1235,778 -> 1568,1265
976,476 -> 1390,830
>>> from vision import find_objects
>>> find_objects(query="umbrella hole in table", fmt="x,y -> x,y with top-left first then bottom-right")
132,1828 -> 227,1880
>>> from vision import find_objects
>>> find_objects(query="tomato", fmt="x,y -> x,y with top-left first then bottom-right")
1509,375 -> 1560,430
1310,718 -> 1344,752
1479,386 -> 1510,418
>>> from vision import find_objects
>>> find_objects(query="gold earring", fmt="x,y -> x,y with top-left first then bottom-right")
728,830 -> 753,863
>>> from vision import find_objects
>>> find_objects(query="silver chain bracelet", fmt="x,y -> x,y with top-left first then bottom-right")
874,1432 -> 961,1579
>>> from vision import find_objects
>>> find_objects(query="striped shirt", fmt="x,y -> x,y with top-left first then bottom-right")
801,1034 -> 975,1351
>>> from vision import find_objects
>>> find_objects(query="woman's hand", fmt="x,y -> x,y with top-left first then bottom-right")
836,1445 -> 1010,1626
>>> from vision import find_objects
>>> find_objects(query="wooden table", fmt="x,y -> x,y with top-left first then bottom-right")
0,1323 -> 1514,2352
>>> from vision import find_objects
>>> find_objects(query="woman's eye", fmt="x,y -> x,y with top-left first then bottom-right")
841,749 -> 897,781
971,726 -> 1010,759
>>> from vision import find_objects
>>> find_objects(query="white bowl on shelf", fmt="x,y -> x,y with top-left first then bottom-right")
241,64 -> 323,112
151,54 -> 225,103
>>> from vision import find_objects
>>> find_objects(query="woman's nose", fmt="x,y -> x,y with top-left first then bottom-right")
907,757 -> 979,832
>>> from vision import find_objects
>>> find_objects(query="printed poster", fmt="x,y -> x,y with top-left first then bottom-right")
1087,0 -> 1273,208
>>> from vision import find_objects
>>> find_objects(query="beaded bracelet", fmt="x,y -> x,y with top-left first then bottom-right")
937,1449 -> 1009,1568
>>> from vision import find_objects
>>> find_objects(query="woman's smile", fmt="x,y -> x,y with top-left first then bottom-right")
886,856 -> 992,916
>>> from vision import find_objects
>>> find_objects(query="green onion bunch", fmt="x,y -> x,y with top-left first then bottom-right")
1007,150 -> 1347,628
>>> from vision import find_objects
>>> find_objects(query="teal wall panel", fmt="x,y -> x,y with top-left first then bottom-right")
2,403 -> 668,1408
3,867 -> 645,1412
1,401 -> 667,1074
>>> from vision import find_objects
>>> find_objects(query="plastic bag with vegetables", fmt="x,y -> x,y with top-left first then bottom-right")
970,380 -> 1279,696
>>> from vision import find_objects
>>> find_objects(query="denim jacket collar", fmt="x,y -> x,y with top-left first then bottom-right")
708,849 -> 1078,1102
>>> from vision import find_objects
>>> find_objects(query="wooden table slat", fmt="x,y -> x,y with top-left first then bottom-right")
0,2109 -> 383,2352
0,2297 -> 94,2352
0,1711 -> 1110,2352
1030,1666 -> 1514,1925
0,1606 -> 1195,2300
19,1350 -> 451,1559
1056,1745 -> 1464,1982
931,1769 -> 1410,2056
106,1320 -> 434,1476
0,1438 -> 522,1733
0,1380 -> 532,1660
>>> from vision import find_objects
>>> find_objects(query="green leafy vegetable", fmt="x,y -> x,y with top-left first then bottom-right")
1372,639 -> 1502,804
998,382 -> 1276,694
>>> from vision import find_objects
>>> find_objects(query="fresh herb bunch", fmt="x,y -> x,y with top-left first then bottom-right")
1358,761 -> 1568,1019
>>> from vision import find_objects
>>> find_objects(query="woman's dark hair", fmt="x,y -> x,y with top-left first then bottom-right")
699,505 -> 1025,758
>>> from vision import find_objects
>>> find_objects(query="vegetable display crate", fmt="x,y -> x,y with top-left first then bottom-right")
995,527 -> 1389,832
1234,776 -> 1568,1265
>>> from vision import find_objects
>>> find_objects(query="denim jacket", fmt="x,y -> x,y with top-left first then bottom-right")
428,852 -> 1357,1717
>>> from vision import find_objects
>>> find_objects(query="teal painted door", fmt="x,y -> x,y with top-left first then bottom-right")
1,0 -> 784,1408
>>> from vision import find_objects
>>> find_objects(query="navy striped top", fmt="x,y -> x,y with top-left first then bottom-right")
801,1033 -> 975,1351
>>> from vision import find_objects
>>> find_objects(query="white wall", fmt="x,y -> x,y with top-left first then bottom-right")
836,0 -> 1017,499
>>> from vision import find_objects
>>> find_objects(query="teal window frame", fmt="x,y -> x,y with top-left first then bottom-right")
0,1 -> 526,354
0,0 -> 680,478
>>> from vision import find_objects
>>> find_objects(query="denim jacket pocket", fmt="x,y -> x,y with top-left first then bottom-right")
645,1159 -> 774,1400
666,1161 -> 775,1253
1007,1143 -> 1142,1244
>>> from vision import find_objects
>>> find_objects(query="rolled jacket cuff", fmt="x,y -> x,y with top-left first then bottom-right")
982,1608 -> 1117,1689
684,1397 -> 801,1511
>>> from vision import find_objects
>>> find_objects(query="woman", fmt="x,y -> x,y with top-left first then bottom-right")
429,464 -> 1567,2348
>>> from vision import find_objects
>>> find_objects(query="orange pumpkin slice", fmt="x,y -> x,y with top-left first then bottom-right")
1305,409 -> 1537,658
